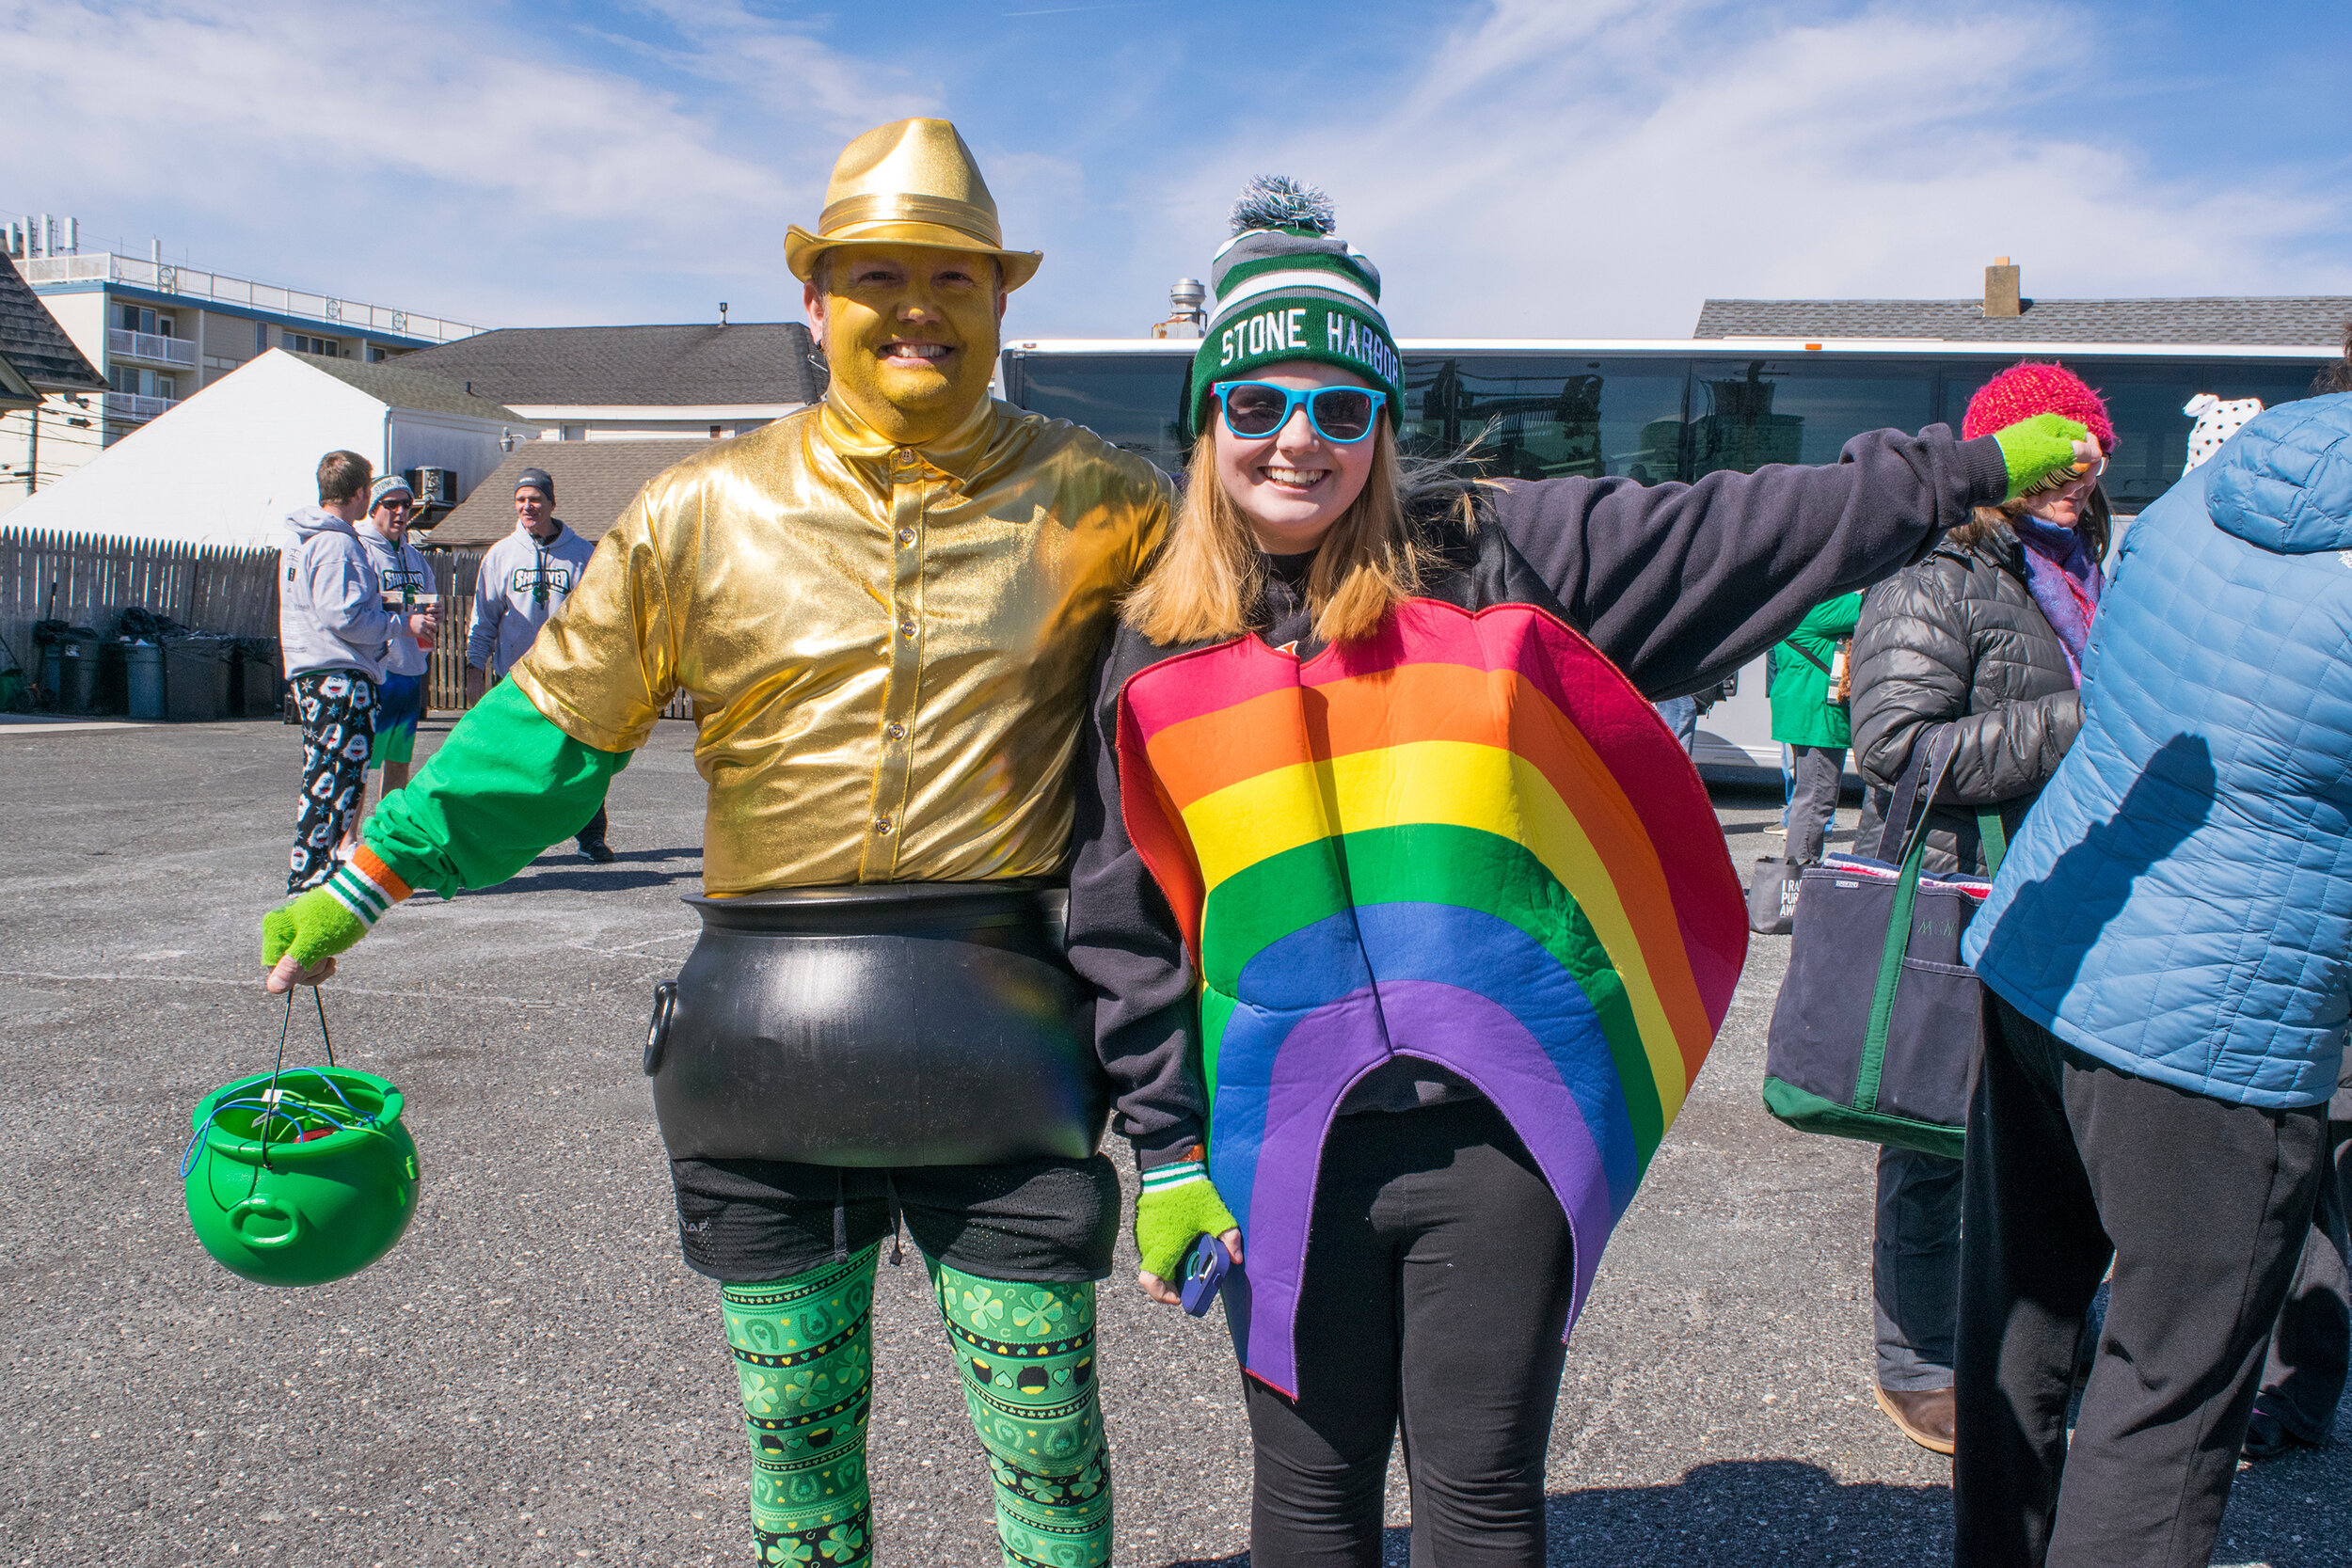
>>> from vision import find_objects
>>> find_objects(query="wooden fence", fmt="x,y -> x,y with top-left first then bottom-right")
0,528 -> 280,689
1,529 -> 689,721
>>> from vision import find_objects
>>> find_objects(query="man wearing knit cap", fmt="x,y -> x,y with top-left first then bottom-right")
465,466 -> 610,861
349,473 -> 438,845
260,119 -> 1168,1568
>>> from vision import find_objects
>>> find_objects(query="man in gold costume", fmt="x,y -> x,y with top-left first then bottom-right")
261,119 -> 1169,1568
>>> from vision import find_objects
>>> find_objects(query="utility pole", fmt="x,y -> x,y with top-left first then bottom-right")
24,399 -> 35,495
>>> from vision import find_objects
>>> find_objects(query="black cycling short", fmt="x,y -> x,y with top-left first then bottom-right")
669,1151 -> 1121,1285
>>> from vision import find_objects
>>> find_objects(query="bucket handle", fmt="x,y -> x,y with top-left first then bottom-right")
230,1196 -> 303,1249
644,982 -> 678,1077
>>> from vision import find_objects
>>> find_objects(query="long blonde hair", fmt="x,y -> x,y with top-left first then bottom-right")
1125,421 -> 1472,646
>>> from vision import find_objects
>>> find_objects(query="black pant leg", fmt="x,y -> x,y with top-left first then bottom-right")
2046,1044 -> 2327,1568
2255,1119 -> 2352,1442
577,801 -> 609,848
1954,998 -> 2114,1568
1244,1117 -> 1404,1568
1393,1108 -> 1574,1567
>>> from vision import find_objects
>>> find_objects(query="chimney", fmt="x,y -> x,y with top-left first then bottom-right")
1984,256 -> 2022,319
719,301 -> 729,326
1150,277 -> 1207,341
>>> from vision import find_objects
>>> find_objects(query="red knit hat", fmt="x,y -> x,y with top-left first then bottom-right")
1963,361 -> 2115,449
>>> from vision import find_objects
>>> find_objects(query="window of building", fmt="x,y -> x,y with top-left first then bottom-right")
118,305 -> 174,337
110,367 -> 173,399
289,333 -> 341,357
367,345 -> 388,363
256,322 -> 269,354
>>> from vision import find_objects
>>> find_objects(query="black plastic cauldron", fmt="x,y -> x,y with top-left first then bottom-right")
644,880 -> 1108,1166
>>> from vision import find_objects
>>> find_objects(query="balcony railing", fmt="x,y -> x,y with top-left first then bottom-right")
108,327 -> 197,368
101,390 -> 179,423
17,254 -> 486,345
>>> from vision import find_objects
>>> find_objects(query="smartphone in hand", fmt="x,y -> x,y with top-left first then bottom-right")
1181,1232 -> 1232,1317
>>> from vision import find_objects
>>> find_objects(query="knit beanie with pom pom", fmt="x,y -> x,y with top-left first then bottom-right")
1963,362 -> 2114,451
1183,176 -> 1403,445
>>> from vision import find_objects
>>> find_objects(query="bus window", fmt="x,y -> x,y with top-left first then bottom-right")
1688,358 -> 1935,477
1399,356 -> 1690,483
1007,353 -> 1192,470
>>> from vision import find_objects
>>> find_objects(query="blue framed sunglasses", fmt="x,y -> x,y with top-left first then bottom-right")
1211,381 -> 1389,443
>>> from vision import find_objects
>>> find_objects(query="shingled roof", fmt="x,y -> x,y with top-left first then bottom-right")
1,259 -> 106,391
420,440 -> 703,548
293,351 -> 523,422
1693,296 -> 2352,348
397,322 -> 826,407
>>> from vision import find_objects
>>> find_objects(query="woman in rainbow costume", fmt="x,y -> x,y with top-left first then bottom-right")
1065,181 -> 2100,1566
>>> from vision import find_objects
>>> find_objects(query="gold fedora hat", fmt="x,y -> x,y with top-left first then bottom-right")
786,119 -> 1042,293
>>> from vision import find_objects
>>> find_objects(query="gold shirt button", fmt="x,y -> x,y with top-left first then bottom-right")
874,816 -> 893,835
886,721 -> 907,740
899,620 -> 917,639
897,528 -> 916,546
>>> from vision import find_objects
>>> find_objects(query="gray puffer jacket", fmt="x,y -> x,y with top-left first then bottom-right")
1848,522 -> 2081,873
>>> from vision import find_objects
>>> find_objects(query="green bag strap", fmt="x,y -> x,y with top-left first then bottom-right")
1979,807 -> 2008,876
1854,730 -> 1962,1114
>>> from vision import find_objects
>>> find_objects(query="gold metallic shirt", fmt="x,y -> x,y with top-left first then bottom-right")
511,392 -> 1170,894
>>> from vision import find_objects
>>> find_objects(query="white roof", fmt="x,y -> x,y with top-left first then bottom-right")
8,351 -> 487,548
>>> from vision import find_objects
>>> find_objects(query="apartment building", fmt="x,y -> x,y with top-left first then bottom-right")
2,215 -> 486,510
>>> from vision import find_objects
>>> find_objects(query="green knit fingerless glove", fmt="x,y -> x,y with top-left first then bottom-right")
1134,1155 -> 1240,1280
1990,413 -> 2092,500
262,849 -> 412,969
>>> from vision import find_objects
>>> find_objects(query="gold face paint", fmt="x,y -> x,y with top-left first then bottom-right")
818,244 -> 1003,447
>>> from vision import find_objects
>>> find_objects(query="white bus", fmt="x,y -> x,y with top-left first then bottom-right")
997,335 -> 2334,778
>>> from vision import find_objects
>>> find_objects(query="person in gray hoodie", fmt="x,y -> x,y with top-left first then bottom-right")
279,451 -> 437,894
465,467 -> 610,861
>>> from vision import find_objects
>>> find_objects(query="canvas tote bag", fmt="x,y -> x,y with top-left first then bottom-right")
1761,729 -> 2006,1160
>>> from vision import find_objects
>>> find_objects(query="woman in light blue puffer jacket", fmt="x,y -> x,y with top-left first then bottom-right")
1955,388 -> 2352,1566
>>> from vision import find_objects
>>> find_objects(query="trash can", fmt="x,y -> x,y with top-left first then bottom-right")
126,642 -> 167,720
58,635 -> 105,714
230,641 -> 281,720
164,636 -> 233,722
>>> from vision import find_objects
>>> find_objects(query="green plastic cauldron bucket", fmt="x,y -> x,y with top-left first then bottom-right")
183,1067 -> 420,1287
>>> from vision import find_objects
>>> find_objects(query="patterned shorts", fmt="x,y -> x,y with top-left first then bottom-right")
289,670 -> 378,895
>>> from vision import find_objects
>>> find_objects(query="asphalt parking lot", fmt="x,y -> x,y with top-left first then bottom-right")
1,715 -> 2344,1567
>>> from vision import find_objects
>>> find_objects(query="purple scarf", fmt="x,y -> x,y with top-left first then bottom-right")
2011,516 -> 2104,685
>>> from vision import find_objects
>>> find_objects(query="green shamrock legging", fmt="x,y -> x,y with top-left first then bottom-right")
721,1245 -> 1111,1568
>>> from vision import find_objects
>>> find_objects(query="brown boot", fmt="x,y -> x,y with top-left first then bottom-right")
1873,1382 -> 1956,1455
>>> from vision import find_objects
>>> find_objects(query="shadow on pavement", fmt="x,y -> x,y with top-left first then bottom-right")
1163,1460 -> 1952,1567
454,847 -> 703,897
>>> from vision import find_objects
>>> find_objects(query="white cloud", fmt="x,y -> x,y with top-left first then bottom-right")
0,0 -> 932,324
1091,0 -> 2352,340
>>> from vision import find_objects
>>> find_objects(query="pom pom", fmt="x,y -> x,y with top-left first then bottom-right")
1230,175 -> 1335,236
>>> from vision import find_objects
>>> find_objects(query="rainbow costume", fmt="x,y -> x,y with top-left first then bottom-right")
1114,598 -> 1746,1392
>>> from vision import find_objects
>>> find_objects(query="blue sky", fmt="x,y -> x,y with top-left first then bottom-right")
6,0 -> 2348,341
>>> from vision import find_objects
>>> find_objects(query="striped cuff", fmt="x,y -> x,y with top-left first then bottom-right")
1139,1157 -> 1209,1195
323,845 -> 413,928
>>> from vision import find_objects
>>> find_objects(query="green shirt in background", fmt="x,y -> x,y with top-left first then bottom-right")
1767,591 -> 1864,750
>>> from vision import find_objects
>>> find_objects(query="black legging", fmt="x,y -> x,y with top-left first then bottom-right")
1242,1096 -> 1576,1566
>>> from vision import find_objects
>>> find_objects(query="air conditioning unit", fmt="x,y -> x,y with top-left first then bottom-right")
405,467 -> 457,508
